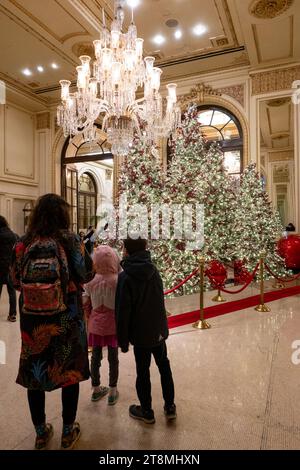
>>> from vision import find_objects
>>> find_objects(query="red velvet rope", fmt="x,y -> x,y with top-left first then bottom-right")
217,263 -> 260,294
164,268 -> 199,296
264,263 -> 300,283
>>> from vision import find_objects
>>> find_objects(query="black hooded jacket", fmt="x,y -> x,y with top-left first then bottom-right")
115,250 -> 169,350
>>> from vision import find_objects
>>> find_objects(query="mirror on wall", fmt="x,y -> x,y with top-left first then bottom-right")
259,97 -> 295,229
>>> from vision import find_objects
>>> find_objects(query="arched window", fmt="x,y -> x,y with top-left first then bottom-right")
61,124 -> 113,233
197,105 -> 243,178
78,173 -> 97,231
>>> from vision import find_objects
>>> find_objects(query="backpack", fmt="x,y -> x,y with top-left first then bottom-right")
21,237 -> 69,316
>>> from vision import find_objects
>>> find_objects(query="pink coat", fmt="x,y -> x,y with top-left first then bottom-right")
83,246 -> 121,337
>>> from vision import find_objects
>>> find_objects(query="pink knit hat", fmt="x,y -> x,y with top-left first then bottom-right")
92,245 -> 120,275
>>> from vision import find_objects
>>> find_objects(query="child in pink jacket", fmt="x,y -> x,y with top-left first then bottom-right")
83,245 -> 120,405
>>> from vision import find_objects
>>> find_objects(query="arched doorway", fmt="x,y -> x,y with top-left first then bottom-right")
61,127 -> 114,234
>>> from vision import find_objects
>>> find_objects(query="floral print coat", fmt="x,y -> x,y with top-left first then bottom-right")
11,231 -> 93,391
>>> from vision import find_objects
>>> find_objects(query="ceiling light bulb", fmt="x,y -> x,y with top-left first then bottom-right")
127,0 -> 140,8
22,68 -> 32,76
193,24 -> 207,36
153,34 -> 165,45
174,30 -> 182,39
37,65 -> 44,72
51,63 -> 59,69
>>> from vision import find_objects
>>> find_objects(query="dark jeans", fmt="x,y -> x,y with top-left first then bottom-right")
133,340 -> 175,411
91,346 -> 119,388
0,274 -> 17,316
27,383 -> 79,426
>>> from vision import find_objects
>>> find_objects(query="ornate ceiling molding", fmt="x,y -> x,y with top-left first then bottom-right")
178,82 -> 245,109
178,83 -> 221,109
249,0 -> 294,19
216,84 -> 245,108
251,65 -> 300,95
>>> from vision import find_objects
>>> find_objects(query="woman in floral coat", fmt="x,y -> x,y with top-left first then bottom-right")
11,193 -> 93,450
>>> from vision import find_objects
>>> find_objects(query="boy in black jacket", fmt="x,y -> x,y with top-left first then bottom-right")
115,238 -> 176,424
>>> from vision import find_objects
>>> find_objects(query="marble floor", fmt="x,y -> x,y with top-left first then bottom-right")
0,287 -> 300,450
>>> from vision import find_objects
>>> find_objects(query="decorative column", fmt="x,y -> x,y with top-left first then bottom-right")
36,112 -> 52,196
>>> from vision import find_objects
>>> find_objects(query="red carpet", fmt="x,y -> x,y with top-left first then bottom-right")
168,285 -> 300,329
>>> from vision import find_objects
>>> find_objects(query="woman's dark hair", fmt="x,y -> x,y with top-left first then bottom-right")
0,215 -> 9,228
24,193 -> 70,243
0,216 -> 9,229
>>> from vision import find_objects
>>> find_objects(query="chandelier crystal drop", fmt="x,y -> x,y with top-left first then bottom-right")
57,0 -> 181,156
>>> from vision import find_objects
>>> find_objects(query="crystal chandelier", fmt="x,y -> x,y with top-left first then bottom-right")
57,0 -> 181,156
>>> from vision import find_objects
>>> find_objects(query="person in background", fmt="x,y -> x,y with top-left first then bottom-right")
0,216 -> 18,322
83,245 -> 120,406
286,223 -> 296,232
115,237 -> 176,425
83,225 -> 95,255
11,194 -> 93,450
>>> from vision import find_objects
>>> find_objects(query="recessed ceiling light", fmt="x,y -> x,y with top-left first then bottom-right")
152,34 -> 165,45
126,0 -> 140,7
51,63 -> 59,69
37,66 -> 44,72
22,68 -> 32,76
174,30 -> 182,40
193,24 -> 207,36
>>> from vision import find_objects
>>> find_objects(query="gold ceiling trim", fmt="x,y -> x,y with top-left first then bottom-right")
249,0 -> 294,19
213,0 -> 227,37
0,3 -> 78,67
0,71 -> 49,106
220,0 -> 239,46
80,0 -> 114,25
8,0 -> 90,44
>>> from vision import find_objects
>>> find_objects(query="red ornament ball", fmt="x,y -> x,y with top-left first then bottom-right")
205,260 -> 227,288
234,260 -> 252,285
278,234 -> 300,270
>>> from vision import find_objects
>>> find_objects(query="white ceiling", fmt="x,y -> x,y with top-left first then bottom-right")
0,0 -> 299,105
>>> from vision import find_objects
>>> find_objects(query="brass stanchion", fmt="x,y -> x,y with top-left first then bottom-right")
193,256 -> 211,330
255,252 -> 271,313
212,288 -> 226,302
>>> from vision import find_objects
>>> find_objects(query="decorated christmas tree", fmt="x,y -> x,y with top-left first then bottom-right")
118,136 -> 163,207
96,134 -> 162,246
113,108 -> 286,293
232,163 -> 286,277
159,105 -> 237,292
117,134 -> 164,245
